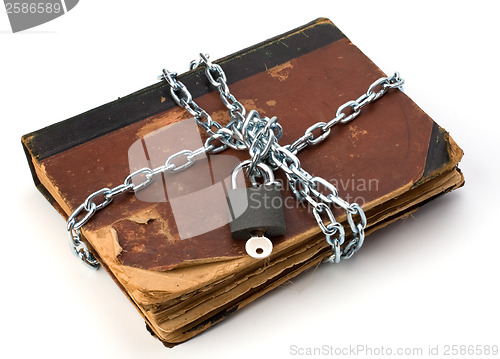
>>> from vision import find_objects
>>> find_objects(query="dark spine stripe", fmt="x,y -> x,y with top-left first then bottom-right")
23,19 -> 345,160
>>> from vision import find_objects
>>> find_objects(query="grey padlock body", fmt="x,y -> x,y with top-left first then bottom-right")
227,184 -> 286,240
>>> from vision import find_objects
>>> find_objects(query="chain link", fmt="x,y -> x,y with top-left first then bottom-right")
199,54 -> 247,119
161,67 -> 223,139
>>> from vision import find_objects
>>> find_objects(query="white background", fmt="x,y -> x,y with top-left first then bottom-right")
1,1 -> 499,358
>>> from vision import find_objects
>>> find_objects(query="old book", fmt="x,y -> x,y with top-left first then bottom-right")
22,18 -> 464,346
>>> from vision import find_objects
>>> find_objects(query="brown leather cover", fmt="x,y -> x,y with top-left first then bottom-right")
22,18 -> 464,345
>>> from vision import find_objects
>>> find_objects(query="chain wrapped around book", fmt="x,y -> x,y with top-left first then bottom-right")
23,18 -> 464,345
66,52 -> 404,269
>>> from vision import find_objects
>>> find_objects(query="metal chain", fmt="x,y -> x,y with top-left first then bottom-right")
273,72 -> 402,262
193,55 -> 284,176
66,141 -> 215,269
66,52 -> 403,268
286,72 -> 404,154
268,141 -> 367,263
161,54 -> 251,152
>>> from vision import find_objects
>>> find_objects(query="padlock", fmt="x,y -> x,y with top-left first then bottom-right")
227,160 -> 286,259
